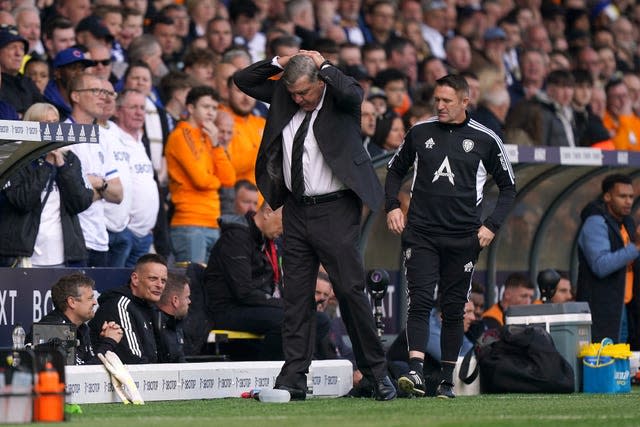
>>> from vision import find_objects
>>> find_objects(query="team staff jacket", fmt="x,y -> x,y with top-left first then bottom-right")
89,285 -> 158,364
35,309 -> 118,365
385,114 -> 516,236
154,308 -> 186,363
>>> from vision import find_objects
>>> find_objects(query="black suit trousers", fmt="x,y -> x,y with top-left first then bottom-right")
276,193 -> 387,390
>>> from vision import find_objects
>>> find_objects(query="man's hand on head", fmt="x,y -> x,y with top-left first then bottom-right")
297,50 -> 326,69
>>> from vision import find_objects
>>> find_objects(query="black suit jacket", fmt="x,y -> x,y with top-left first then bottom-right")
233,59 -> 383,211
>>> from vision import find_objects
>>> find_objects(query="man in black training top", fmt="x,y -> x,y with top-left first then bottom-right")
34,273 -> 123,364
90,254 -> 168,363
385,74 -> 516,398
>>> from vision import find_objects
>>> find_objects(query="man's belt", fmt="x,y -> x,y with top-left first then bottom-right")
300,189 -> 352,206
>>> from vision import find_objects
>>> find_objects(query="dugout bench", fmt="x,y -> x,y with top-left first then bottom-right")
206,330 -> 265,360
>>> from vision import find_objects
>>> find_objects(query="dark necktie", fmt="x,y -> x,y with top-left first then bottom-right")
290,111 -> 313,200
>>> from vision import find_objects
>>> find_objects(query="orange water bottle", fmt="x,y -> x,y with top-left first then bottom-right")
34,362 -> 65,422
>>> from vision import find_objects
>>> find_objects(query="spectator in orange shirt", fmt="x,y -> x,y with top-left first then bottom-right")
602,78 -> 640,151
165,86 -> 236,264
219,76 -> 266,187
482,273 -> 534,329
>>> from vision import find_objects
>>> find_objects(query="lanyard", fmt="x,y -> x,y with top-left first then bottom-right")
264,240 -> 280,285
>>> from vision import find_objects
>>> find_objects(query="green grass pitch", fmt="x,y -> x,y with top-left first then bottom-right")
53,389 -> 640,427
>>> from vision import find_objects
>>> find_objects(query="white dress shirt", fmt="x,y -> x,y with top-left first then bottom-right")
272,57 -> 346,196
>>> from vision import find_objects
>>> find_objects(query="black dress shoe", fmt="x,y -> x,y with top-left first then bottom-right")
275,384 -> 307,401
346,376 -> 374,398
373,376 -> 397,401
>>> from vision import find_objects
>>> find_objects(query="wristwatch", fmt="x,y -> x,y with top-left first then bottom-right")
320,59 -> 333,69
98,179 -> 108,194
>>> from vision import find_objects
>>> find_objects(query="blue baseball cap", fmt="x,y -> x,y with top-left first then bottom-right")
0,26 -> 28,52
53,47 -> 96,69
484,27 -> 507,41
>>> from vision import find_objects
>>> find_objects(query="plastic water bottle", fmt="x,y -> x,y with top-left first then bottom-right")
7,370 -> 33,423
258,388 -> 290,403
12,324 -> 25,350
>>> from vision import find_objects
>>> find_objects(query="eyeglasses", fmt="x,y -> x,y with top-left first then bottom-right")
94,59 -> 112,66
75,88 -> 117,98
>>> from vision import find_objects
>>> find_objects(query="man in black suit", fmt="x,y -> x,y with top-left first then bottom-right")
234,50 -> 396,401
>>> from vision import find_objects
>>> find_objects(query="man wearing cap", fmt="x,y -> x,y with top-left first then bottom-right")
0,26 -> 42,115
471,27 -> 507,74
367,86 -> 388,116
44,46 -> 96,120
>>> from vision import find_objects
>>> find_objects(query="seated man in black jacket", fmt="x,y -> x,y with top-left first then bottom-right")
204,204 -> 285,360
90,253 -> 168,364
155,272 -> 191,363
33,273 -> 123,365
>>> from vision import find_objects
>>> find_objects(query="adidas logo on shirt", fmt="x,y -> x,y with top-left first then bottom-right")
463,261 -> 474,273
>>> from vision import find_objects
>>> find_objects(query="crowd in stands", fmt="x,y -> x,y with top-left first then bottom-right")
0,0 -> 638,266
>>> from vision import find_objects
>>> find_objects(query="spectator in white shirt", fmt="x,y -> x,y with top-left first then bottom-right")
68,72 -> 123,267
108,88 -> 160,267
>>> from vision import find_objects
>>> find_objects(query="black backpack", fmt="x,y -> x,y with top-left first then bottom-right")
471,324 -> 575,393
